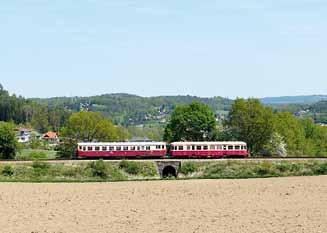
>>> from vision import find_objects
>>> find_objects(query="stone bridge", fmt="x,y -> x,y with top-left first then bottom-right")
155,161 -> 181,178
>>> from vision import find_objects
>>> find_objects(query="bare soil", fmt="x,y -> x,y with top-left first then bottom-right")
0,176 -> 326,233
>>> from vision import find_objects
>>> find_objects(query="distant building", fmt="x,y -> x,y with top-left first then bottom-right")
42,131 -> 59,145
15,128 -> 32,143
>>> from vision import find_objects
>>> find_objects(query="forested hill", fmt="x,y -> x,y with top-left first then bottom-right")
260,95 -> 327,105
33,94 -> 233,126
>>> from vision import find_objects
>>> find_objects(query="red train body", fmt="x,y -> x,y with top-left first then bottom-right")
170,141 -> 248,158
77,142 -> 167,159
77,141 -> 248,159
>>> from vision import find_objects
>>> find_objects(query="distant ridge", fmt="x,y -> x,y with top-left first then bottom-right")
31,93 -> 327,125
260,95 -> 327,105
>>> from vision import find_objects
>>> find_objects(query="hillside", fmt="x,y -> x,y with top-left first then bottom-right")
260,95 -> 327,105
33,93 -> 327,126
33,94 -> 233,126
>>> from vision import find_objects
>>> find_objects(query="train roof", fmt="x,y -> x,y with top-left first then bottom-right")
78,142 -> 166,146
171,141 -> 247,145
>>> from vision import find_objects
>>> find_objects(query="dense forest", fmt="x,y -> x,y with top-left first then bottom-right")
0,84 -> 70,132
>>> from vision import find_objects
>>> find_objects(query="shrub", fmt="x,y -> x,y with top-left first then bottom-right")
139,162 -> 157,177
312,162 -> 327,175
275,162 -> 290,173
87,160 -> 108,178
118,161 -> 157,177
2,165 -> 14,176
32,161 -> 50,176
254,162 -> 274,176
119,160 -> 140,175
180,162 -> 198,175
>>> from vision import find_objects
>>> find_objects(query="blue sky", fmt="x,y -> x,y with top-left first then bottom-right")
1,0 -> 327,98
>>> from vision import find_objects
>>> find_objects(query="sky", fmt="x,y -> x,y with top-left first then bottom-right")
1,0 -> 327,99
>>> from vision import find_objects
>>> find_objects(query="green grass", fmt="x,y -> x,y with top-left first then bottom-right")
0,160 -> 327,182
15,149 -> 57,160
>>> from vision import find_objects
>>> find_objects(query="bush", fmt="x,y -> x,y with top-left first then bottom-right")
180,162 -> 198,175
119,160 -> 157,177
312,162 -> 327,175
139,162 -> 157,177
88,160 -> 108,178
29,139 -> 43,149
55,139 -> 77,159
2,165 -> 14,176
119,160 -> 140,175
32,161 -> 50,176
254,162 -> 274,176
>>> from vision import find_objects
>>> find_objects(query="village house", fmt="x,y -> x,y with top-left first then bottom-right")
42,131 -> 59,145
15,128 -> 32,143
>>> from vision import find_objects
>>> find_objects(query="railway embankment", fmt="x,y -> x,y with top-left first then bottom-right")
0,159 -> 327,182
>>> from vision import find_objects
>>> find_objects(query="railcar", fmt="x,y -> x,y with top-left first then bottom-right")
77,141 -> 248,159
170,141 -> 248,158
77,142 -> 167,159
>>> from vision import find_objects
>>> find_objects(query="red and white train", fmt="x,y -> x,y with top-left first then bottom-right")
77,141 -> 248,159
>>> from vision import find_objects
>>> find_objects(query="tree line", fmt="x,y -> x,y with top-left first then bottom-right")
0,84 -> 70,132
164,99 -> 327,157
1,82 -> 327,158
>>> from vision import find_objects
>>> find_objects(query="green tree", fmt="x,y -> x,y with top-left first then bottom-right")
274,112 -> 305,155
61,112 -> 119,142
0,122 -> 18,159
163,102 -> 218,142
31,106 -> 49,133
58,112 -> 122,158
224,98 -> 275,156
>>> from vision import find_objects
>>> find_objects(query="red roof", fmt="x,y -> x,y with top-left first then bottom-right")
43,131 -> 58,139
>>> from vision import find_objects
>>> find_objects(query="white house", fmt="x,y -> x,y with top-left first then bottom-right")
16,128 -> 32,143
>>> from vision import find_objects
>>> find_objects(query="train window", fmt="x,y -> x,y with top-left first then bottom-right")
102,146 -> 107,151
162,145 -> 165,149
137,146 -> 141,151
109,146 -> 114,151
88,147 -> 93,151
217,145 -> 222,150
210,145 -> 215,150
187,146 -> 191,150
244,146 -> 247,150
123,146 -> 129,151
95,146 -> 100,151
178,146 -> 183,150
235,145 -> 240,150
197,146 -> 202,150
83,147 -> 86,151
130,146 -> 136,150
116,146 -> 121,151
146,146 -> 150,150
223,145 -> 227,150
203,145 -> 208,150
79,146 -> 82,150
156,145 -> 161,149
192,145 -> 195,150
228,146 -> 233,150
